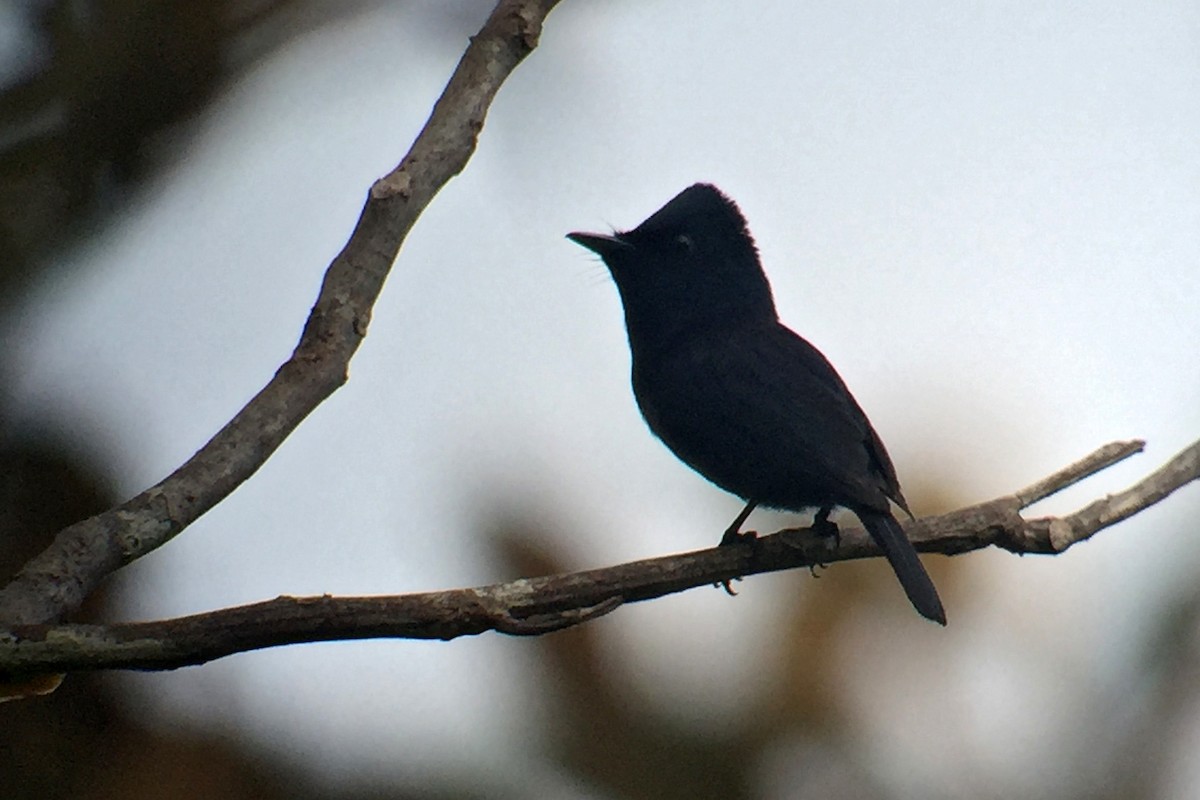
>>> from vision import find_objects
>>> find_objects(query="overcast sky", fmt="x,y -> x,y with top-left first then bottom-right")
8,2 -> 1200,797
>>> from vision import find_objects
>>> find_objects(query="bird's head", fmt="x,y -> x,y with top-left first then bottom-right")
568,183 -> 778,360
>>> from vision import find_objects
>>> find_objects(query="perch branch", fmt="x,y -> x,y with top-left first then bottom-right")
2,437 -> 1196,675
0,0 -> 563,626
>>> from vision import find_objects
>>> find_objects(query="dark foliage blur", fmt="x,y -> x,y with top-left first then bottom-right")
0,0 -> 368,293
0,2 -> 472,798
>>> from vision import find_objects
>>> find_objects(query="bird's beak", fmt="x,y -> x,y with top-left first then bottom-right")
566,231 -> 633,259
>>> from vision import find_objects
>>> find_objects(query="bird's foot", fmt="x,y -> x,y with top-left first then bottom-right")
719,527 -> 759,547
797,508 -> 839,575
720,500 -> 759,547
810,507 -> 840,550
717,513 -> 761,595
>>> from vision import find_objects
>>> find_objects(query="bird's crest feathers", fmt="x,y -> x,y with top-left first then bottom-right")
632,183 -> 759,261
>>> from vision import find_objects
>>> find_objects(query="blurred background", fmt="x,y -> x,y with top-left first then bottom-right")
2,1 -> 1199,798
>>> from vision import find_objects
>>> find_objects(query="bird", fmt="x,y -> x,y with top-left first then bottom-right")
567,183 -> 945,624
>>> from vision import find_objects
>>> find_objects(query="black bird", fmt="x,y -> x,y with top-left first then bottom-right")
567,183 -> 945,624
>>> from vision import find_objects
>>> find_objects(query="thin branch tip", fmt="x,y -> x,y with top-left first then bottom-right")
1015,438 -> 1147,507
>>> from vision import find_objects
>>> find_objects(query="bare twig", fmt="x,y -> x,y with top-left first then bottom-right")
1027,438 -> 1200,552
1013,439 -> 1144,506
0,0 -> 563,626
2,438 -> 1197,675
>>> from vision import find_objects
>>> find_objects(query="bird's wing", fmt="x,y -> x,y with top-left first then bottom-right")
635,322 -> 902,513
764,324 -> 909,512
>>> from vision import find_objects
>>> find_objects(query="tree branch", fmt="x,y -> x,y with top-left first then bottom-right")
0,0 -> 563,626
2,437 -> 1196,676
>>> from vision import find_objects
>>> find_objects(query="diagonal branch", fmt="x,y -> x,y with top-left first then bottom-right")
0,0 -> 563,626
2,437 -> 1197,675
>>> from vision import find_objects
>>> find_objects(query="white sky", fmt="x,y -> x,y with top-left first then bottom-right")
7,2 -> 1200,797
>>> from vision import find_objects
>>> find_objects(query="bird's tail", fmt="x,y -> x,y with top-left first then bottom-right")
859,510 -> 946,625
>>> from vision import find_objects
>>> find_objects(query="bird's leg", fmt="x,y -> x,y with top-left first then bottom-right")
717,500 -> 760,595
720,500 -> 759,546
811,506 -> 841,546
802,506 -> 841,576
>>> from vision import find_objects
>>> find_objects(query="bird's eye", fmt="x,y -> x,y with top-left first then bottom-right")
674,234 -> 694,253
